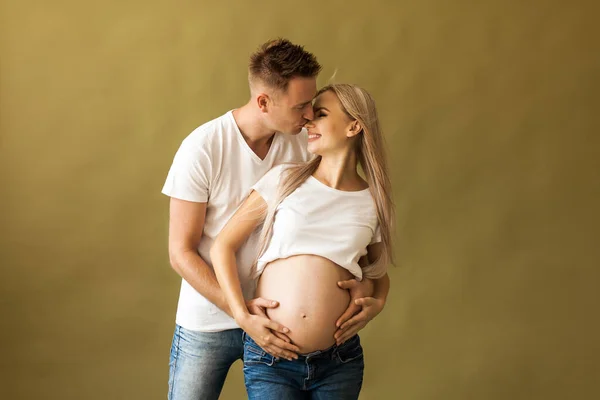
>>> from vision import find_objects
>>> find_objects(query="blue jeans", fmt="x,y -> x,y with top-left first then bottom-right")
242,331 -> 364,400
168,325 -> 243,400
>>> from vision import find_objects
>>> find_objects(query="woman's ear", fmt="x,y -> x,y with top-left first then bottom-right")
347,120 -> 362,138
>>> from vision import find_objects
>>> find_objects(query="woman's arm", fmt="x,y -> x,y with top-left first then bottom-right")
210,190 -> 300,360
210,190 -> 265,318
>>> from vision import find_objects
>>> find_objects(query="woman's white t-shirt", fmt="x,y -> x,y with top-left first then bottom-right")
251,164 -> 383,280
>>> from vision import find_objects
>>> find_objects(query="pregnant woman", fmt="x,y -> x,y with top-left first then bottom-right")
211,83 -> 394,399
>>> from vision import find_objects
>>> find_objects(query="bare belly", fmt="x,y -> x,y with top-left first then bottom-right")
256,255 -> 354,354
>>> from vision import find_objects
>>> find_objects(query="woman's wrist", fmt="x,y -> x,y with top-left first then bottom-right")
216,292 -> 233,317
233,309 -> 251,326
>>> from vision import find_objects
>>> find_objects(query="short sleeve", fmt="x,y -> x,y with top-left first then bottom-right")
362,224 -> 387,279
251,164 -> 288,206
369,224 -> 382,245
161,134 -> 213,203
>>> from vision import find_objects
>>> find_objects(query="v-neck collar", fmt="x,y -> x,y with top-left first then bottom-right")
229,110 -> 279,164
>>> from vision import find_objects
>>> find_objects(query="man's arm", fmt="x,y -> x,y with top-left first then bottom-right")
167,198 -> 232,316
334,243 -> 391,344
370,273 -> 390,304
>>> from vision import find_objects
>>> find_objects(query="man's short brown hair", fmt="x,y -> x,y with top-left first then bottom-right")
249,38 -> 321,92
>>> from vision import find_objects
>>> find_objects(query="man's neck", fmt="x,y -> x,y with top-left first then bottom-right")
232,102 -> 276,148
232,102 -> 276,159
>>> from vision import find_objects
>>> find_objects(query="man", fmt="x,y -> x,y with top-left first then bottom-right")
162,39 -> 388,400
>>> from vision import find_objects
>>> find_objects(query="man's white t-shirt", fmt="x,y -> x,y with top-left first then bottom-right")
162,111 -> 311,332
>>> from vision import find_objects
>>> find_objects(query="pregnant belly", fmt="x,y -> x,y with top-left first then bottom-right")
256,255 -> 354,354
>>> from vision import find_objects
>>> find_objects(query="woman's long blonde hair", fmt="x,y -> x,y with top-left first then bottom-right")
252,83 -> 395,279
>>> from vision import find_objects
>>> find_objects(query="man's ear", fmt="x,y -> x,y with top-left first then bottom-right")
256,93 -> 270,113
347,120 -> 362,138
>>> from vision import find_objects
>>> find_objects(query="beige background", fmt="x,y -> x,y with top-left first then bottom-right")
1,0 -> 599,399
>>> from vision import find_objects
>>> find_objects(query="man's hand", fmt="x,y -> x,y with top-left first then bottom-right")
335,278 -> 374,330
334,296 -> 385,345
334,278 -> 377,345
237,312 -> 300,361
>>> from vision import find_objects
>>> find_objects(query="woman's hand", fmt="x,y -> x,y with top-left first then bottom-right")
245,297 -> 295,345
237,312 -> 300,361
334,296 -> 385,345
245,297 -> 279,318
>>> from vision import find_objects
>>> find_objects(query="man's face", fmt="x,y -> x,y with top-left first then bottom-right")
268,76 -> 317,134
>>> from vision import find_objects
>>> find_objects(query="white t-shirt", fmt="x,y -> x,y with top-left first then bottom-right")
162,111 -> 311,332
251,164 -> 383,281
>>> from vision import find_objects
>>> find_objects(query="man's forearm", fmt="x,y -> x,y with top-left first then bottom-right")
170,249 -> 232,317
372,273 -> 390,303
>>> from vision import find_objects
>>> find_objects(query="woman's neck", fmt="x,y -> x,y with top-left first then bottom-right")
313,152 -> 367,191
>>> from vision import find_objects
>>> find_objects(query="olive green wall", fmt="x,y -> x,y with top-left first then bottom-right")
1,0 -> 598,399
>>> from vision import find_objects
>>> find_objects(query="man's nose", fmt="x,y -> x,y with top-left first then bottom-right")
303,105 -> 314,121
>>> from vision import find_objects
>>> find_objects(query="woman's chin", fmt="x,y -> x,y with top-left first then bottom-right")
306,143 -> 321,155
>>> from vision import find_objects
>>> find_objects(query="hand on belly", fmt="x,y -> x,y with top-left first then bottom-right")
256,255 -> 354,354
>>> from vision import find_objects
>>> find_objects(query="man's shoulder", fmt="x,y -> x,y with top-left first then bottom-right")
184,111 -> 232,144
175,111 -> 239,158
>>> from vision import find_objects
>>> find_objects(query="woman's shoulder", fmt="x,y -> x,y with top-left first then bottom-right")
269,162 -> 304,180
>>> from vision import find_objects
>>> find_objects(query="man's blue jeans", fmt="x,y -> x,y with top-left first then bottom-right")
168,325 -> 243,400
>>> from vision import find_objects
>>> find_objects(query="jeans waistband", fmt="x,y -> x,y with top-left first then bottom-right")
243,331 -> 358,361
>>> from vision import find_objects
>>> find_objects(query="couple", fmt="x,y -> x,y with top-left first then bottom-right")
162,38 -> 394,400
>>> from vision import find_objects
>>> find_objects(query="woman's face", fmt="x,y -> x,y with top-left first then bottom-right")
305,90 -> 357,156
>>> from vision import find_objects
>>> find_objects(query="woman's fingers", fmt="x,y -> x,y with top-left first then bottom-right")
247,305 -> 267,317
261,335 -> 299,360
265,320 -> 290,335
259,321 -> 301,354
246,297 -> 279,317
272,330 -> 292,343
263,333 -> 301,354
246,315 -> 301,360
247,297 -> 279,309
265,345 -> 299,361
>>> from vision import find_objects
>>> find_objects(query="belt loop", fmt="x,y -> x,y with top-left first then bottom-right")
331,343 -> 339,360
